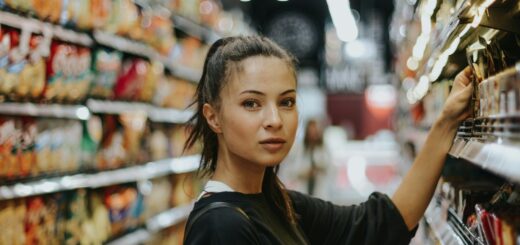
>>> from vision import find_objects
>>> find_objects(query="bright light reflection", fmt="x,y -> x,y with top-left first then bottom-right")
327,0 -> 358,42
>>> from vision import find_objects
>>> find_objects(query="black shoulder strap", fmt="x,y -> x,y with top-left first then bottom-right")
184,201 -> 253,240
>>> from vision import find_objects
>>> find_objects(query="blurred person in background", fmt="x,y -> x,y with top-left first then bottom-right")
279,118 -> 331,199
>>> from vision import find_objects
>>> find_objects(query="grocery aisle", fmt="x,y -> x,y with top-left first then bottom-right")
0,1 -> 245,244
1,0 -> 520,244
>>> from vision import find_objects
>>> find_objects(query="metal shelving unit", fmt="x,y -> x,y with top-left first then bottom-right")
424,200 -> 485,245
0,155 -> 200,200
0,102 -> 90,120
107,202 -> 194,245
449,139 -> 520,184
0,11 -> 93,46
0,10 -> 203,83
171,13 -> 221,44
86,99 -> 194,124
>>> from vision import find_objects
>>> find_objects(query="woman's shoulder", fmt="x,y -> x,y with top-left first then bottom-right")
184,193 -> 260,244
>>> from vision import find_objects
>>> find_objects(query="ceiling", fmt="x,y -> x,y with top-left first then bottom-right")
222,0 -> 395,71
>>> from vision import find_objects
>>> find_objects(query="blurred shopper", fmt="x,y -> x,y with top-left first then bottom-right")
183,36 -> 474,245
279,119 -> 331,199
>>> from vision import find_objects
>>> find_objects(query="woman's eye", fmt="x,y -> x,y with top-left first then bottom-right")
242,100 -> 260,109
281,98 -> 296,108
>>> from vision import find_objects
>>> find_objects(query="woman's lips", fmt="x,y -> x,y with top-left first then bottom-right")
260,138 -> 286,152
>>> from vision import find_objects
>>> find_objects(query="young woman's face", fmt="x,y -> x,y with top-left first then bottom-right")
217,56 -> 298,167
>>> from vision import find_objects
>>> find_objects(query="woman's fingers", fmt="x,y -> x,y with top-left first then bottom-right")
453,66 -> 473,91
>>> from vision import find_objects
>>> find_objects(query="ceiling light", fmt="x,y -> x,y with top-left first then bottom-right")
327,0 -> 358,42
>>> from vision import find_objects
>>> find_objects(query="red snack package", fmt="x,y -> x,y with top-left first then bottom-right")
113,58 -> 149,101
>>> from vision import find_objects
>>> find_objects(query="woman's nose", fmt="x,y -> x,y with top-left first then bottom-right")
263,104 -> 283,130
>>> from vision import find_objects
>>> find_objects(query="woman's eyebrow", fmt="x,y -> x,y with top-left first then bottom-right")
239,89 -> 296,96
280,89 -> 296,95
240,90 -> 264,96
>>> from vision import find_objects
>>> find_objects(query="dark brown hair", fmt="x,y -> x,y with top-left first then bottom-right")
183,36 -> 298,224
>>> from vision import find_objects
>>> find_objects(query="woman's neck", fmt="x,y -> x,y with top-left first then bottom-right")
212,149 -> 265,194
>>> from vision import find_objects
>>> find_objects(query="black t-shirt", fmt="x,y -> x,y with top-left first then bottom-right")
184,191 -> 417,245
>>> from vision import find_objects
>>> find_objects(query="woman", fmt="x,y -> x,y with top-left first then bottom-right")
183,36 -> 473,244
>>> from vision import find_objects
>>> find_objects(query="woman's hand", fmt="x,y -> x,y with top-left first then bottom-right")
438,67 -> 474,127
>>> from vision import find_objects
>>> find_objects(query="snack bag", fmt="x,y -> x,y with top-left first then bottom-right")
4,28 -> 28,99
96,115 -> 126,169
89,49 -> 122,99
0,118 -> 19,179
67,46 -> 92,102
91,0 -> 112,29
33,0 -> 63,23
81,116 -> 102,169
19,117 -> 36,177
113,58 -> 149,101
138,60 -> 161,102
0,27 -> 10,97
44,41 -> 71,102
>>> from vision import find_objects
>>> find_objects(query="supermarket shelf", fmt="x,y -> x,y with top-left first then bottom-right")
447,208 -> 485,245
449,139 -> 520,184
87,99 -> 150,114
87,99 -> 194,123
163,59 -> 202,83
93,30 -> 156,59
0,155 -> 200,200
106,229 -> 149,245
148,106 -> 194,124
0,102 -> 90,120
172,13 -> 221,44
0,11 -> 93,46
107,202 -> 194,245
147,201 -> 193,232
424,202 -> 464,245
424,200 -> 485,245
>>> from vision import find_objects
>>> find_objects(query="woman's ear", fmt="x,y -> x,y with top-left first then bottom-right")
202,103 -> 222,133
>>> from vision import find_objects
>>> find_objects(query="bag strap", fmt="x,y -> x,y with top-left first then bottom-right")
184,201 -> 253,240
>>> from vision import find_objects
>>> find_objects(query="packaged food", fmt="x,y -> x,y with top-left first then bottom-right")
25,196 -> 59,244
82,191 -> 111,244
81,116 -> 102,170
149,124 -> 169,161
64,189 -> 89,244
139,60 -> 162,102
96,115 -> 126,169
142,177 -> 172,219
3,28 -> 28,99
27,34 -> 50,100
19,118 -> 36,177
33,0 -> 63,23
44,41 -> 72,102
89,49 -> 122,99
153,76 -> 196,109
68,46 -> 92,102
199,0 -> 221,27
0,200 -> 26,245
144,14 -> 176,55
91,0 -> 112,29
104,186 -> 142,236
113,58 -> 149,101
0,26 -> 10,98
4,0 -> 31,12
63,0 -> 92,29
119,112 -> 148,164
